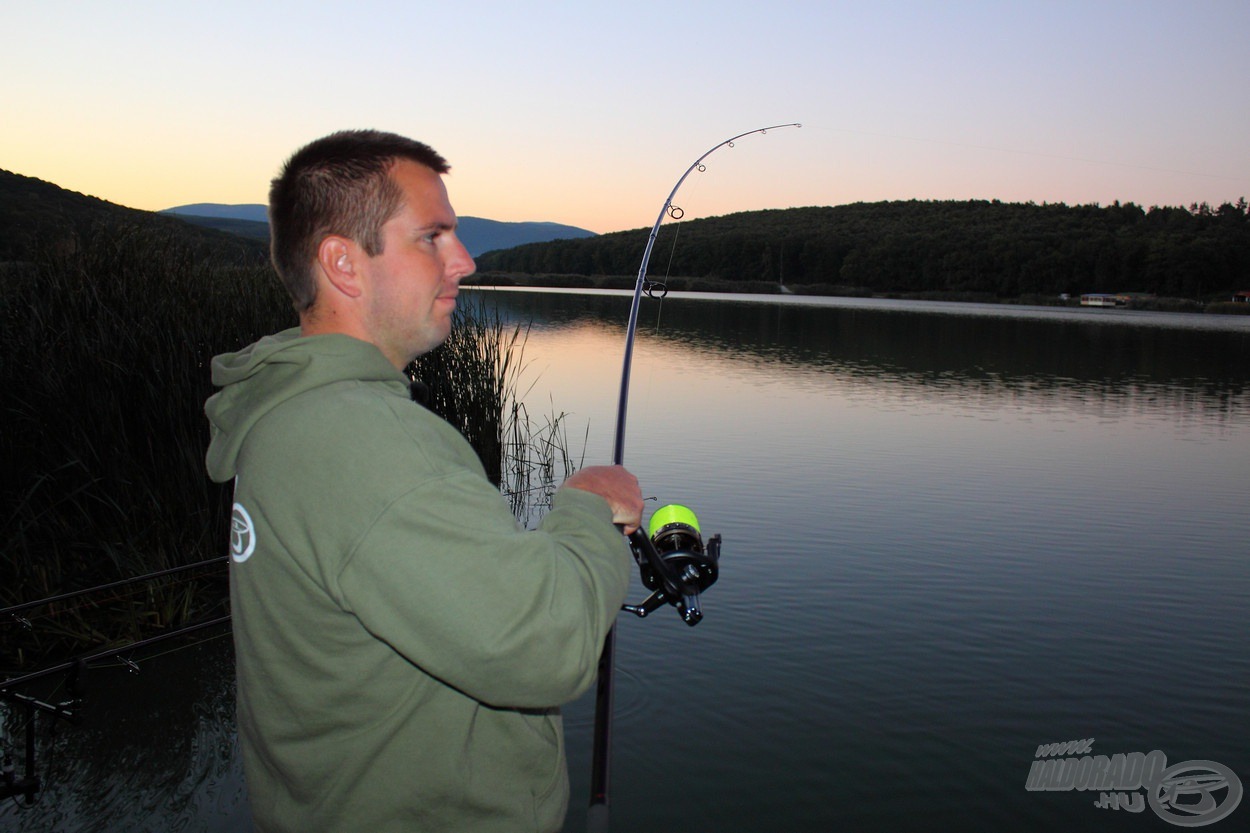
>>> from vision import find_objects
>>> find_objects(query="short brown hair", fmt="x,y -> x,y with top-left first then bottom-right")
268,130 -> 450,311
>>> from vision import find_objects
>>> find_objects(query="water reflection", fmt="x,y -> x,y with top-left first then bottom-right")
482,288 -> 1250,425
480,290 -> 1250,833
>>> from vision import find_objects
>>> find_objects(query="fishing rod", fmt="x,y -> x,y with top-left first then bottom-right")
2,557 -> 227,624
1,561 -> 231,806
587,122 -> 800,832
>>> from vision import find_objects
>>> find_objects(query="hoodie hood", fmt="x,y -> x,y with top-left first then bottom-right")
205,328 -> 409,483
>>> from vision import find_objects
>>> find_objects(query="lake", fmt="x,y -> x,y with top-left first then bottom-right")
3,290 -> 1247,832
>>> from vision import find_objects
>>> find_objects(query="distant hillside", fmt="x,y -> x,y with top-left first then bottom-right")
163,203 -> 269,222
477,199 -> 1250,301
457,217 -> 596,258
0,171 -> 268,263
162,203 -> 597,257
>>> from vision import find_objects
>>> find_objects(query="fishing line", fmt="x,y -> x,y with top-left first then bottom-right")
650,202 -> 691,334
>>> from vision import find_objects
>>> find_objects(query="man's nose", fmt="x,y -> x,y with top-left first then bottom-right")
447,236 -> 475,281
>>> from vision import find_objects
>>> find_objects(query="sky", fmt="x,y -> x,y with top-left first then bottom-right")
4,0 -> 1248,234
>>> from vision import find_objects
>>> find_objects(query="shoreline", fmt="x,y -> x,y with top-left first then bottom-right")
465,271 -> 1250,316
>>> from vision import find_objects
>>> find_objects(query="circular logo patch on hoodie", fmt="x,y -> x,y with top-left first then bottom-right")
231,502 -> 257,563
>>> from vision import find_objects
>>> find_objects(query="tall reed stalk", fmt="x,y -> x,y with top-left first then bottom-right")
410,297 -> 582,525
1,225 -> 572,672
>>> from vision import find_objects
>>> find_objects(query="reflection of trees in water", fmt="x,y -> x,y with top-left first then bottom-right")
710,303 -> 1249,424
482,290 -> 1250,423
0,637 -> 246,833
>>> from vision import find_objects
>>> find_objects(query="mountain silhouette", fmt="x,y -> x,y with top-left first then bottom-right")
161,203 -> 597,258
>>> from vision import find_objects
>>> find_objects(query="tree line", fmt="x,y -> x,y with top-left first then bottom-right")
476,199 -> 1250,300
0,168 -> 268,264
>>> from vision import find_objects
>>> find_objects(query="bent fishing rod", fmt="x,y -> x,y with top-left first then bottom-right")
587,122 -> 800,832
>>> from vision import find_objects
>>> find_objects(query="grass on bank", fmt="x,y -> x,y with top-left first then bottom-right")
1,226 -> 571,673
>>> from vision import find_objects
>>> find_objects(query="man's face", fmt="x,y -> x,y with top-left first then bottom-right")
358,159 -> 475,368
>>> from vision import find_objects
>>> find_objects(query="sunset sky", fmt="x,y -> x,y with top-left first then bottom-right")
5,1 -> 1247,234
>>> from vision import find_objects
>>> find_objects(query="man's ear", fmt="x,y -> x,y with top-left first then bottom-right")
316,236 -> 364,299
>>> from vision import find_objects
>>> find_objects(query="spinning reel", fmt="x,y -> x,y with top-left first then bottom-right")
622,504 -> 721,626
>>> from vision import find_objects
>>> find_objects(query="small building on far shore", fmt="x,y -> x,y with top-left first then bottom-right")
1080,292 -> 1158,307
1233,291 -> 1250,303
1080,293 -> 1126,307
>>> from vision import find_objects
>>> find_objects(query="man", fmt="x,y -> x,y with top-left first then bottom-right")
205,129 -> 642,832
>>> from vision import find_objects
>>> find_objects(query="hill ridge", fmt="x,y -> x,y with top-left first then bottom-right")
0,170 -> 267,263
161,203 -> 598,258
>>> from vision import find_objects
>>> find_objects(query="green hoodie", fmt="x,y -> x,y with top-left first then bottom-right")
205,328 -> 630,833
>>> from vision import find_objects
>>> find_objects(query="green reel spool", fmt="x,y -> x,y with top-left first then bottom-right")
648,503 -> 701,538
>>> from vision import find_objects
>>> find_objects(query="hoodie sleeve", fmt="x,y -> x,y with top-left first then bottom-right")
333,470 -> 631,709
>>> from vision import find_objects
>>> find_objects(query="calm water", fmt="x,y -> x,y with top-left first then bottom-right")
4,291 -> 1248,832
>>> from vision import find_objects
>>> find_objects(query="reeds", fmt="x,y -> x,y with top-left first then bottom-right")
2,226 -> 263,666
2,225 -> 571,672
410,296 -> 583,525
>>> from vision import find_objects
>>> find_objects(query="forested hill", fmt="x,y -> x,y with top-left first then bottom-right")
0,170 -> 268,264
476,199 -> 1250,300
